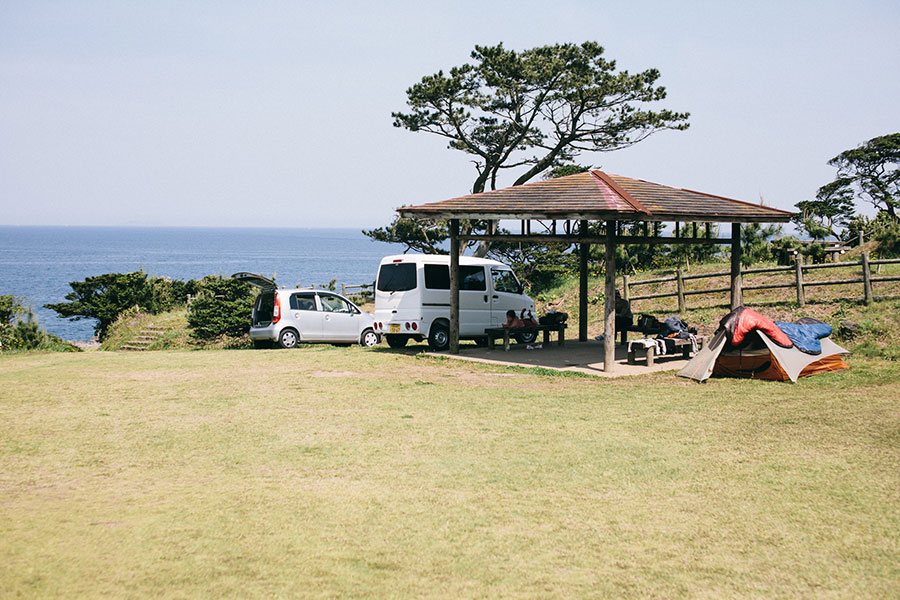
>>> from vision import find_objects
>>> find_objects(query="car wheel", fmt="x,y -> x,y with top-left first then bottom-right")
385,334 -> 408,349
278,329 -> 299,349
428,323 -> 450,351
360,329 -> 379,347
515,330 -> 538,345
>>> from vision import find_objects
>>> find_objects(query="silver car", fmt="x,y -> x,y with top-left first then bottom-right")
234,273 -> 380,349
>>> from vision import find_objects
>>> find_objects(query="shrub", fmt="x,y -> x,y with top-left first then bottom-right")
873,218 -> 900,257
186,276 -> 255,339
0,297 -> 77,352
44,272 -> 197,341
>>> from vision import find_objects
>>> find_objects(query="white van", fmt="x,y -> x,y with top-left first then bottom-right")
373,254 -> 537,350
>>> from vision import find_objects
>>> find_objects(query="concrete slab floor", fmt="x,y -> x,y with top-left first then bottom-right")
427,340 -> 694,378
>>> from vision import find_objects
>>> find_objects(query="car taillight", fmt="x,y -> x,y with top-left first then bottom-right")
273,294 -> 281,324
411,322 -> 418,331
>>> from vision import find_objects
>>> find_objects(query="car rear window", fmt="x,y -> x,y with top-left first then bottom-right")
377,263 -> 417,292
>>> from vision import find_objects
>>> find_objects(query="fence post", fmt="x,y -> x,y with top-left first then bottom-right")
730,223 -> 743,309
341,283 -> 346,296
676,267 -> 686,313
862,252 -> 873,305
623,274 -> 630,302
795,255 -> 805,306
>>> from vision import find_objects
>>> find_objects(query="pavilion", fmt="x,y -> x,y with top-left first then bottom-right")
398,170 -> 794,372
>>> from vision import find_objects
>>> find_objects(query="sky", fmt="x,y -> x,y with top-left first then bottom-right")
1,0 -> 898,228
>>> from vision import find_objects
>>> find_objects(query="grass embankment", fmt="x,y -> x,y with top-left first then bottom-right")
534,260 -> 900,360
1,348 -> 899,598
100,309 -> 251,351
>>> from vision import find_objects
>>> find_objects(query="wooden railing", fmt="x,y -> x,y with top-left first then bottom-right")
291,281 -> 375,304
341,282 -> 375,304
624,252 -> 900,311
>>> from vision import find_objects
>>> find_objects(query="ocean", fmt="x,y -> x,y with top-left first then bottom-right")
0,226 -> 407,341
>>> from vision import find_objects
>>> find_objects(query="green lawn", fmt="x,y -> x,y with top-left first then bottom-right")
2,347 -> 899,598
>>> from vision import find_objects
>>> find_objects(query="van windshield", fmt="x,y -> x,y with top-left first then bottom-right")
377,263 -> 417,292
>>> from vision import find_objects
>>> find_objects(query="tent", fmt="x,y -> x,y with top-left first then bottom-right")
678,307 -> 849,383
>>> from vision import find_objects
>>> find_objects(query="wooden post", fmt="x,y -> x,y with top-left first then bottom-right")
341,283 -> 346,296
579,220 -> 589,342
623,274 -> 630,302
449,219 -> 460,354
795,255 -> 805,306
731,223 -> 743,309
862,252 -> 873,306
604,220 -> 617,372
676,267 -> 686,313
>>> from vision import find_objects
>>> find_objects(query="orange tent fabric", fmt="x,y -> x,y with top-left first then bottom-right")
711,348 -> 849,381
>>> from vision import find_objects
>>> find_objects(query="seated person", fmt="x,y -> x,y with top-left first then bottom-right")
504,308 -> 538,328
615,290 -> 633,331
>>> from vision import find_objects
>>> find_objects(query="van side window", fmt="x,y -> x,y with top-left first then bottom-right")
460,266 -> 486,291
424,264 -> 450,289
491,269 -> 522,294
377,263 -> 416,292
290,292 -> 317,311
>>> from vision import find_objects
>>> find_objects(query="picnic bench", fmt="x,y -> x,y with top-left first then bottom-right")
484,324 -> 566,351
619,324 -> 660,345
627,336 -> 708,366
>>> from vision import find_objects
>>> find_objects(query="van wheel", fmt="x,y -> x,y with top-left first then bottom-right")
428,323 -> 450,351
278,329 -> 299,349
515,330 -> 538,345
360,329 -> 379,347
385,335 -> 408,349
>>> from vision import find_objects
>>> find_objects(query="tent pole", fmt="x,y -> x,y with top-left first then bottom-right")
604,220 -> 617,372
449,219 -> 460,354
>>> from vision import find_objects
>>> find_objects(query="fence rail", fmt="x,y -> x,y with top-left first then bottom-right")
624,253 -> 900,312
341,282 -> 376,304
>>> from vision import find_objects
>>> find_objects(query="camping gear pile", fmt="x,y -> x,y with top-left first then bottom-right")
678,307 -> 849,382
627,315 -> 702,356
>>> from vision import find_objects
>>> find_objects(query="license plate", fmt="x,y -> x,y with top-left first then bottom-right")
389,324 -> 400,333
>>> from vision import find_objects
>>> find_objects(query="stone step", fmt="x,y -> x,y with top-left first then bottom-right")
119,325 -> 168,351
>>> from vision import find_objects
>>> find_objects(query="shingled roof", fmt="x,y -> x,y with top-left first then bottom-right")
399,170 -> 794,223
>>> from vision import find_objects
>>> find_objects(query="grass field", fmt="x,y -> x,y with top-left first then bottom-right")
2,346 -> 899,598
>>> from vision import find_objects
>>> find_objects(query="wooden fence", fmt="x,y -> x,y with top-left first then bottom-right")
292,282 -> 375,303
624,252 -> 900,312
341,282 -> 375,304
